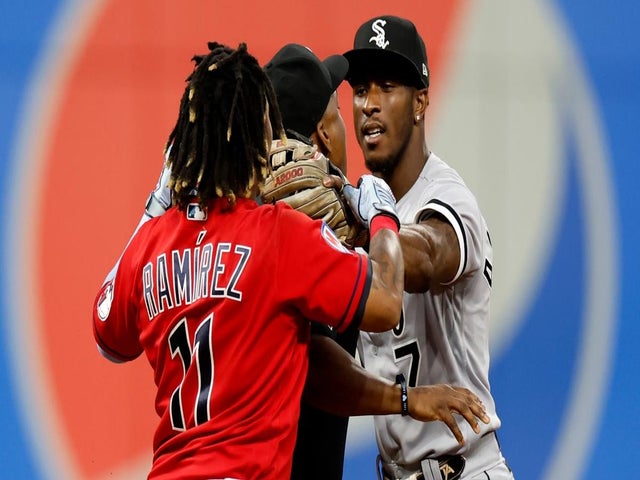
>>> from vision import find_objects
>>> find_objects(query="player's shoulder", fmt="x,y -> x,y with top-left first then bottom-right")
427,154 -> 479,200
261,201 -> 355,255
249,200 -> 316,243
260,199 -> 318,226
121,208 -> 190,268
425,152 -> 467,187
137,208 -> 183,240
410,152 -> 485,221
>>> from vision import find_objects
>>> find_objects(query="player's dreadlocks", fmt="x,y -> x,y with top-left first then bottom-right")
165,41 -> 284,210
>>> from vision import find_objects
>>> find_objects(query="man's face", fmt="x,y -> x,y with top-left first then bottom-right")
351,76 -> 416,176
320,92 -> 348,174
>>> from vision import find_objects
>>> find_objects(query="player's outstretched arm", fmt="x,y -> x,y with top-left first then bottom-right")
323,174 -> 459,294
302,333 -> 396,415
342,175 -> 404,332
399,216 -> 460,293
303,334 -> 489,445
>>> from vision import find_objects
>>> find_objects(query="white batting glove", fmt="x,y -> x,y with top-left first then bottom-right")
144,163 -> 172,218
343,175 -> 399,230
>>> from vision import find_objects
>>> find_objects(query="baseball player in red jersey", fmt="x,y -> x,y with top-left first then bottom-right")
339,15 -> 515,480
93,42 -> 406,480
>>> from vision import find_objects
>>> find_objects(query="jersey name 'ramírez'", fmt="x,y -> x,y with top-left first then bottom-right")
142,241 -> 251,320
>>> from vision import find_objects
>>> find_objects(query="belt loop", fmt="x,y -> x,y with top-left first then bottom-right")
420,458 -> 441,480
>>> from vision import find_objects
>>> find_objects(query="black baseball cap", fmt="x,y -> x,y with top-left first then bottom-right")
344,15 -> 429,88
264,44 -> 348,138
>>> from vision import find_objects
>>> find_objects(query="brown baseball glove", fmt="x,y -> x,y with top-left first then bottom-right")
261,137 -> 368,248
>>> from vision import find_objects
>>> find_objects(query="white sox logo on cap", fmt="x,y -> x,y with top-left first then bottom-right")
369,19 -> 389,49
346,15 -> 430,88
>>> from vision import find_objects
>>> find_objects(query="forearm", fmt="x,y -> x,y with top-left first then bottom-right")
302,334 -> 402,416
398,218 -> 460,293
361,217 -> 405,331
370,228 -> 404,294
398,224 -> 434,293
302,334 -> 491,443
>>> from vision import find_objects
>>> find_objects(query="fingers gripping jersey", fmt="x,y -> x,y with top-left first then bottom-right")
93,198 -> 371,480
358,153 -> 501,469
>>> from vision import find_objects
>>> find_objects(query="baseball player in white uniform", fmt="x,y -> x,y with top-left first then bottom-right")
343,15 -> 514,480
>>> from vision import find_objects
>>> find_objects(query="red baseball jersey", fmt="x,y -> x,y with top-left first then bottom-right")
93,197 -> 371,480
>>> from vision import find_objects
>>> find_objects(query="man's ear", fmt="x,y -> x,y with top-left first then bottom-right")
311,122 -> 331,157
415,87 -> 429,120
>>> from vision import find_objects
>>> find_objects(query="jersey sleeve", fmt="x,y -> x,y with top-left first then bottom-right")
414,177 -> 487,285
274,207 -> 372,334
92,232 -> 145,363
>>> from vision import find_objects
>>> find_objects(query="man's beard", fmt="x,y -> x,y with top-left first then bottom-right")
364,149 -> 402,177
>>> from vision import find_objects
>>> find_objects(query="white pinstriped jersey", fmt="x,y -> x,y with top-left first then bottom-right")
358,152 -> 501,468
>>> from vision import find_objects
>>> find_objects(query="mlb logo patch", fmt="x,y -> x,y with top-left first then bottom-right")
187,203 -> 207,221
97,281 -> 114,321
321,222 -> 349,253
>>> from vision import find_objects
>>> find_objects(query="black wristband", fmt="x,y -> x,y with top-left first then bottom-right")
396,374 -> 409,416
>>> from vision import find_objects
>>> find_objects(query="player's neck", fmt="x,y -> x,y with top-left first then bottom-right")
387,137 -> 429,202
